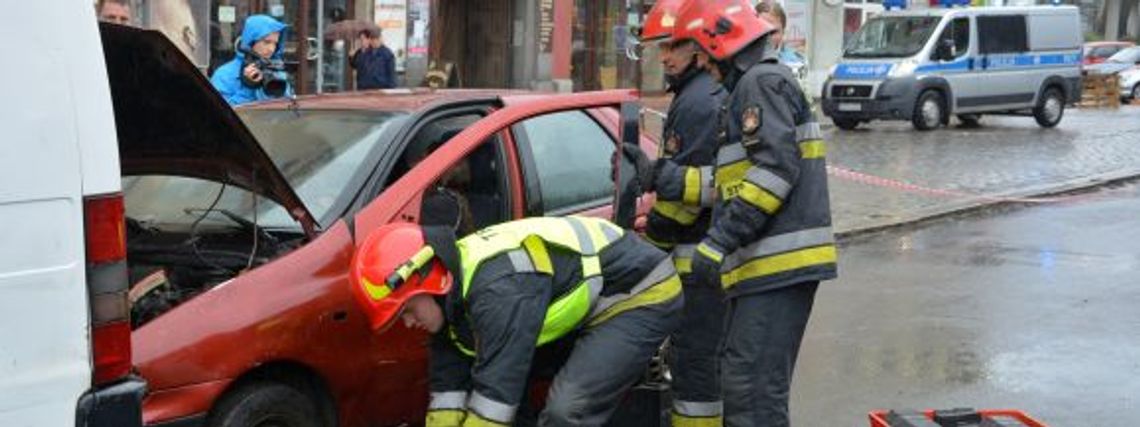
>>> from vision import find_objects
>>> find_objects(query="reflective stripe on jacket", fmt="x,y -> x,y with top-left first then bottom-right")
647,71 -> 726,250
709,60 -> 838,297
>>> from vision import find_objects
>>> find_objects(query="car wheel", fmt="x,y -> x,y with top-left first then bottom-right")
833,117 -> 860,130
1131,84 -> 1140,104
1033,87 -> 1065,128
957,114 -> 981,127
208,382 -> 320,427
911,90 -> 943,131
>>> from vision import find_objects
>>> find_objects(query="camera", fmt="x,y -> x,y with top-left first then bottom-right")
240,56 -> 289,98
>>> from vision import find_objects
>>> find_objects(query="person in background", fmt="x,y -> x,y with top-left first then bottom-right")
96,0 -> 131,25
210,15 -> 293,106
351,30 -> 398,90
755,1 -> 804,66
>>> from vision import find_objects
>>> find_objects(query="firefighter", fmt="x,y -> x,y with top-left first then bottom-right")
671,1 -> 838,425
640,1 -> 727,425
350,216 -> 683,427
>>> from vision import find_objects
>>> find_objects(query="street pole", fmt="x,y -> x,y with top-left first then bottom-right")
316,0 -> 325,93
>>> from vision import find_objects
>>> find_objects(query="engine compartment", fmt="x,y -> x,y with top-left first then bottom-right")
126,217 -> 304,327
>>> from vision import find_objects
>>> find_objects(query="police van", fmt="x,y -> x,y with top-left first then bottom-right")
822,6 -> 1082,131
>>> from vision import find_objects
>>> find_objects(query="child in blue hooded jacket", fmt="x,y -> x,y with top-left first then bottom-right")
210,15 -> 294,106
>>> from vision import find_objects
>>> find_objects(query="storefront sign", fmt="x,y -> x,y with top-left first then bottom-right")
783,0 -> 811,55
539,0 -> 554,54
375,0 -> 409,71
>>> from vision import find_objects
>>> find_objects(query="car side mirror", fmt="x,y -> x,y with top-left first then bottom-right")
611,102 -> 642,229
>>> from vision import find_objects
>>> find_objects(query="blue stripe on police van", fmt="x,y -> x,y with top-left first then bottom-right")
908,53 -> 1080,75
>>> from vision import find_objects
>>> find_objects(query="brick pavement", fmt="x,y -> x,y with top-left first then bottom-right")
637,95 -> 1140,235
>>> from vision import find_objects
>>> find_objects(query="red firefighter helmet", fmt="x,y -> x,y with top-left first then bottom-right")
672,0 -> 777,60
350,222 -> 453,331
639,0 -> 689,42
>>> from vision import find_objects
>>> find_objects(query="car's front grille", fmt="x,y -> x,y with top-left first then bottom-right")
831,84 -> 873,99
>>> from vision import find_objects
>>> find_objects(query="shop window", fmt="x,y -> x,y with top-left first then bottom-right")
978,15 -> 1027,54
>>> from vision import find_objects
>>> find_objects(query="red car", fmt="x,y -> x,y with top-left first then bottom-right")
1082,41 -> 1135,66
103,26 -> 657,427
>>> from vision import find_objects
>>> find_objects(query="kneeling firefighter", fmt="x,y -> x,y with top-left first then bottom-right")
350,216 -> 683,427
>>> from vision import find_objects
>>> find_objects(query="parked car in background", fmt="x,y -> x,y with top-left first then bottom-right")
1119,65 -> 1140,102
1082,40 -> 1135,67
101,24 -> 657,427
1,4 -> 145,427
822,6 -> 1082,131
1085,45 -> 1140,75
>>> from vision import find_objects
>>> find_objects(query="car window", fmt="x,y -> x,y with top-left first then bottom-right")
238,109 -> 408,227
517,110 -> 616,214
978,15 -> 1028,54
1107,46 -> 1140,64
933,17 -> 969,60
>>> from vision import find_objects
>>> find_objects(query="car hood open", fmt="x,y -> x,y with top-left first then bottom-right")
99,24 -> 316,235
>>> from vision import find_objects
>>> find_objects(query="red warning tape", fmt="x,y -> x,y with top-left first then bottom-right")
825,164 -> 1092,204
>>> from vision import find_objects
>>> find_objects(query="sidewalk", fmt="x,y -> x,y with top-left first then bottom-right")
639,96 -> 1140,237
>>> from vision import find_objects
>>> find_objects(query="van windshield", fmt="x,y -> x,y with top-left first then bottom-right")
845,16 -> 942,58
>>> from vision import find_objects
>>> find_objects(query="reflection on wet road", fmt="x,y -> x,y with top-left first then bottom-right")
794,182 -> 1140,426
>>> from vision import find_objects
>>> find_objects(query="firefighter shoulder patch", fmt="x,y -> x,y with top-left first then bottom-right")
664,132 -> 681,156
742,105 -> 762,135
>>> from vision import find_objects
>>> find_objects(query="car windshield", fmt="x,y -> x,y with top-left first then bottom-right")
845,16 -> 942,58
1107,46 -> 1140,64
123,110 -> 407,232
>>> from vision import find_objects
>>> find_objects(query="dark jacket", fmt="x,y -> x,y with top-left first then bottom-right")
351,45 -> 397,89
709,41 -> 838,298
645,69 -> 727,249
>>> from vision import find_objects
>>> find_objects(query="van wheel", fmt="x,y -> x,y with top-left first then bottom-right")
911,90 -> 944,131
208,382 -> 320,427
833,118 -> 861,130
1033,87 -> 1065,128
957,114 -> 981,127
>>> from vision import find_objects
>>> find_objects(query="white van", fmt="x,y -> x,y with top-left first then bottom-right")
822,6 -> 1083,131
1,2 -> 145,426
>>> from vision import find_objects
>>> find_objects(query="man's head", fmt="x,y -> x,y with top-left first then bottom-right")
658,39 -> 698,77
350,223 -> 458,332
755,1 -> 787,49
360,30 -> 383,48
97,0 -> 131,25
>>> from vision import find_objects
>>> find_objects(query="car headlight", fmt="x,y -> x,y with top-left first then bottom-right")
828,64 -> 838,77
888,60 -> 918,78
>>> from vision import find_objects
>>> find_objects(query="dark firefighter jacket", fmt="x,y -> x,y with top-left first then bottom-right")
708,43 -> 838,298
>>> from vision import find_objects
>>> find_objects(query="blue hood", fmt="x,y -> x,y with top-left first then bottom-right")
238,15 -> 288,59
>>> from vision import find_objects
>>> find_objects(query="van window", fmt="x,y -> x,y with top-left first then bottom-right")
933,17 -> 970,60
978,15 -> 1028,54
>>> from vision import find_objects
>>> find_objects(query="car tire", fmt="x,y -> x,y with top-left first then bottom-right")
1033,87 -> 1065,128
207,382 -> 321,427
1131,84 -> 1140,104
833,118 -> 860,130
957,114 -> 981,127
911,90 -> 944,131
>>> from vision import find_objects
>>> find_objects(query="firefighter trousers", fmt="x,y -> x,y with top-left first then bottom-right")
538,294 -> 683,427
668,276 -> 728,426
721,282 -> 819,427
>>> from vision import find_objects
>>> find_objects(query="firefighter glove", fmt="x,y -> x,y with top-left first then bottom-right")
616,142 -> 655,193
653,159 -> 684,201
690,238 -> 726,289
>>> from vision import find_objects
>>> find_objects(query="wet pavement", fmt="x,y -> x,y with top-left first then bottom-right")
793,181 -> 1140,426
828,106 -> 1140,234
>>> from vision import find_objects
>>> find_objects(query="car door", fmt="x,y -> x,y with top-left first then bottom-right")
352,90 -> 647,241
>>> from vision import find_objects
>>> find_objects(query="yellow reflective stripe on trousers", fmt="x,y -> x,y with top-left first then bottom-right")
588,273 -> 681,327
800,140 -> 826,159
466,391 -> 515,426
721,245 -> 838,289
461,412 -> 509,427
426,409 -> 467,427
671,414 -> 723,427
652,200 -> 701,225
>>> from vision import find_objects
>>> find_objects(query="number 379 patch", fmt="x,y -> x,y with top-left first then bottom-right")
742,105 -> 762,135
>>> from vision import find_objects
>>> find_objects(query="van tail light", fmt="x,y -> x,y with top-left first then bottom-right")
84,193 -> 131,385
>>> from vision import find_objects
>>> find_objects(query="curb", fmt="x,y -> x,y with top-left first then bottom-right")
833,167 -> 1140,240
